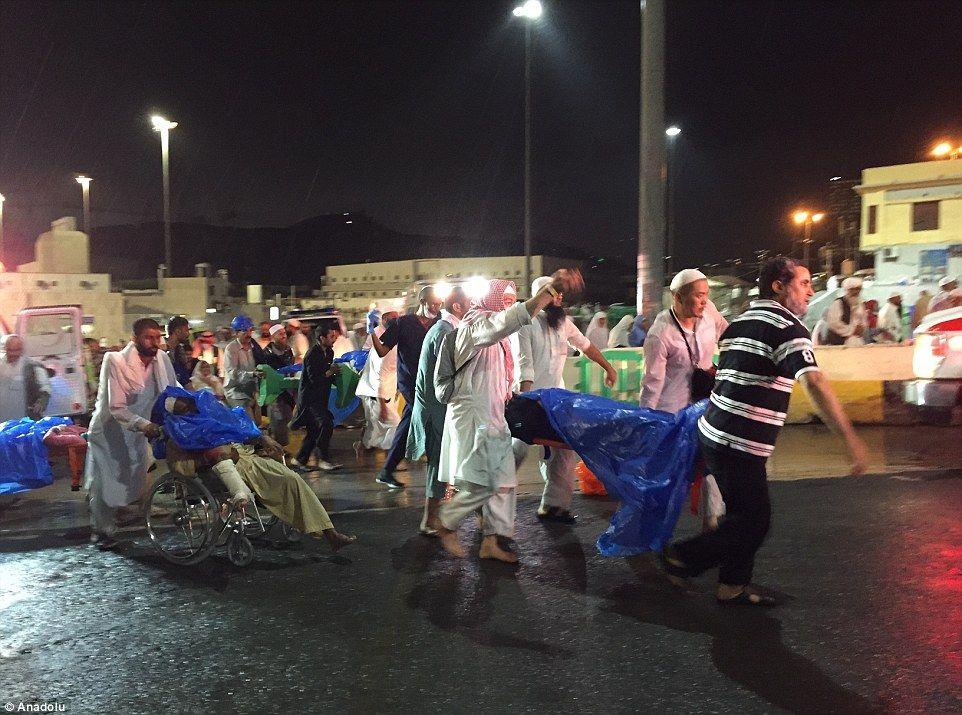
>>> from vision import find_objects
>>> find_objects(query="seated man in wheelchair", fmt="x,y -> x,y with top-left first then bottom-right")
152,389 -> 356,552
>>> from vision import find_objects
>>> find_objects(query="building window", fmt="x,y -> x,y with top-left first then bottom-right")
912,201 -> 939,231
866,205 -> 877,234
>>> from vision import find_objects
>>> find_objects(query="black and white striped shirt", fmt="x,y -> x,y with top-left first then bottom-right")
698,299 -> 819,459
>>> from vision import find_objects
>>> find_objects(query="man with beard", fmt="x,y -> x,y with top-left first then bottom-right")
261,324 -> 296,447
406,286 -> 469,535
370,286 -> 441,488
822,276 -> 867,345
166,315 -> 195,387
662,258 -> 869,605
517,276 -> 618,523
85,318 -> 178,550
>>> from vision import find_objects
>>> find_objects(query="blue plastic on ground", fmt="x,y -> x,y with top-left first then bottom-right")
525,388 -> 706,557
150,386 -> 263,458
0,416 -> 73,495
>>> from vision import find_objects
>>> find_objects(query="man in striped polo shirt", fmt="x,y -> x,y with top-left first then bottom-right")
662,257 -> 869,606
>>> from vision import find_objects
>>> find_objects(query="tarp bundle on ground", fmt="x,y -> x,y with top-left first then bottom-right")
0,416 -> 73,495
151,386 -> 262,458
517,388 -> 706,557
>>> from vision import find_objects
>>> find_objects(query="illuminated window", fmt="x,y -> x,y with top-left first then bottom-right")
912,201 -> 939,231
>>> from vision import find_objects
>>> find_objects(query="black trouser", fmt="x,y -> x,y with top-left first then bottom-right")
379,390 -> 414,477
673,443 -> 772,586
296,406 -> 334,463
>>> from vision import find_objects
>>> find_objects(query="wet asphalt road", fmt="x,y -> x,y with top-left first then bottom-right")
1,473 -> 960,714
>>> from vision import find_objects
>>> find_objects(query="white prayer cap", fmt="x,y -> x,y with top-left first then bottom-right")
939,275 -> 957,288
669,268 -> 707,293
531,276 -> 552,295
841,276 -> 863,290
286,318 -> 301,327
269,324 -> 286,336
503,284 -> 517,296
351,321 -> 366,331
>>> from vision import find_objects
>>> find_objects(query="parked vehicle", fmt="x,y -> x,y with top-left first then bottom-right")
905,306 -> 962,423
13,305 -> 87,417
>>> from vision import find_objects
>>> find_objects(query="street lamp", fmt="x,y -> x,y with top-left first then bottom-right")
151,114 -> 178,276
792,209 -> 825,266
931,141 -> 961,160
512,0 -> 543,295
75,176 -> 92,237
664,126 -> 681,274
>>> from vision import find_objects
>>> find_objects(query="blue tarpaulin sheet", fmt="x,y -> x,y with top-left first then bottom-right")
334,349 -> 368,373
150,386 -> 262,458
524,388 -> 706,557
277,363 -> 303,376
0,416 -> 73,495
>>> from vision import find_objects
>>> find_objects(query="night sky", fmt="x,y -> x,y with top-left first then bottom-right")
2,0 -> 961,275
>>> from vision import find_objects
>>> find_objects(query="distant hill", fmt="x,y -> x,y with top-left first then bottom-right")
88,214 -> 594,286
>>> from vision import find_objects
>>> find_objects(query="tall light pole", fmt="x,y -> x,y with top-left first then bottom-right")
151,114 -> 178,276
792,209 -> 825,267
638,0 -> 666,316
512,0 -> 542,295
75,176 -> 92,236
664,125 -> 681,276
0,193 -> 5,267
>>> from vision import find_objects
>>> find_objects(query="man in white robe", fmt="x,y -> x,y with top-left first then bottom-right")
517,276 -> 618,523
354,311 -> 400,462
822,277 -> 867,346
85,318 -> 177,549
435,269 -> 584,563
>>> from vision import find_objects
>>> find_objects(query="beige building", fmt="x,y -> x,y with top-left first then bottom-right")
856,159 -> 962,283
310,255 -> 583,322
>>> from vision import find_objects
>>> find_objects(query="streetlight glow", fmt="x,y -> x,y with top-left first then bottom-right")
665,125 -> 681,137
793,210 -> 810,225
151,115 -> 178,132
812,212 -> 825,223
932,141 -> 952,157
75,175 -> 91,188
513,0 -> 543,19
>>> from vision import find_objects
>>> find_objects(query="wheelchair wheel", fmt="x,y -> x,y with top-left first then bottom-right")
226,532 -> 254,567
145,473 -> 217,566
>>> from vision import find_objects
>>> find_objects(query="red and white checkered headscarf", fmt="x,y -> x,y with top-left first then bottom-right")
462,279 -> 517,398
463,279 -> 517,325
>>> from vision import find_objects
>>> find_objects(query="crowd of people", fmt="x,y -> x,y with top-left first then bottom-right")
5,256 -> 934,606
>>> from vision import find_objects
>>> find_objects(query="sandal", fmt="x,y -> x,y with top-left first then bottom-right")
658,548 -> 697,579
716,590 -> 777,607
536,506 -> 577,524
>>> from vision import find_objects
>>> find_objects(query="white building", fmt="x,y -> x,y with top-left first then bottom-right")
309,255 -> 583,322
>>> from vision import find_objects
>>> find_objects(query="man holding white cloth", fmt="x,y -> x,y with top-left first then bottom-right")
85,318 -> 178,550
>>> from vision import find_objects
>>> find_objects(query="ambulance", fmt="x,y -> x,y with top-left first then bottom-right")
12,305 -> 87,417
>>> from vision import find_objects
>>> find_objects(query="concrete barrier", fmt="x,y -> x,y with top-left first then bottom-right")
561,343 -> 916,425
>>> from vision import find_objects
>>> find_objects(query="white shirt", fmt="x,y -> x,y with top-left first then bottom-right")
355,326 -> 398,400
876,302 -> 903,342
824,297 -> 866,345
518,315 -> 591,389
640,306 -> 727,415
223,339 -> 257,400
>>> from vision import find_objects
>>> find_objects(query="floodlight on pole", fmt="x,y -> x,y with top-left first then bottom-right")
75,176 -> 92,236
665,125 -> 681,137
151,114 -> 177,276
511,0 -> 543,296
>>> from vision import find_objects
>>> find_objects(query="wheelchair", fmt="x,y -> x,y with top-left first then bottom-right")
144,467 -> 301,567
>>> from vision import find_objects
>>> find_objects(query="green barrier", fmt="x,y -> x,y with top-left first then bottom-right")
257,365 -> 300,407
575,348 -> 644,404
332,365 -> 362,409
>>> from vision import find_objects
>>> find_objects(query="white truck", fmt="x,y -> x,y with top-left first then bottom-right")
9,305 -> 88,417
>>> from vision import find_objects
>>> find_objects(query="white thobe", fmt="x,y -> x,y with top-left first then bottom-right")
355,327 -> 400,449
223,339 -> 257,402
517,315 -> 593,509
84,343 -> 177,509
876,302 -> 903,342
518,315 -> 591,389
823,298 -> 866,346
438,302 -> 532,490
0,358 -> 49,423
